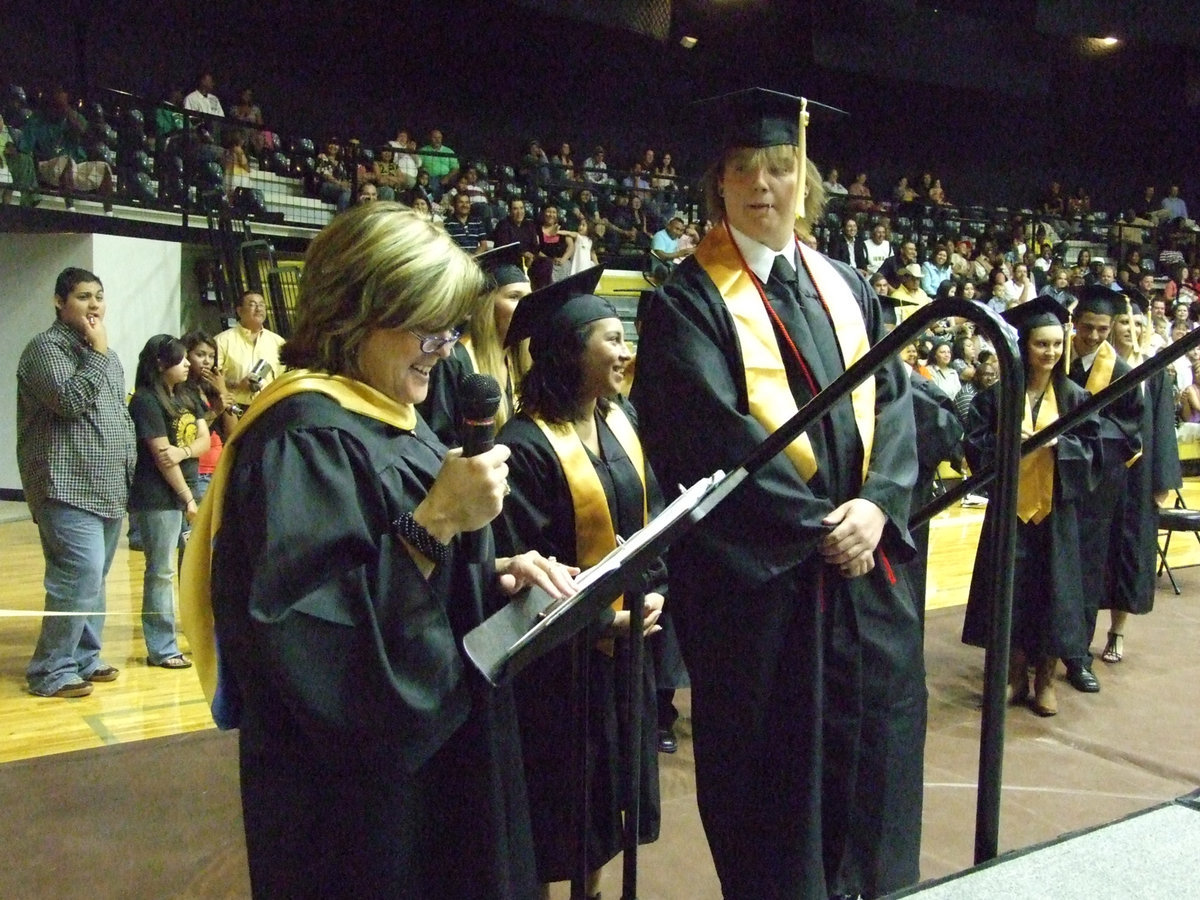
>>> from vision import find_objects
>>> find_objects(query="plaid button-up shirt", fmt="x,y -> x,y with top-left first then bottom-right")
16,319 -> 136,519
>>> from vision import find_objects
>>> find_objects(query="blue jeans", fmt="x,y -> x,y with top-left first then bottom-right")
130,508 -> 184,663
26,501 -> 122,695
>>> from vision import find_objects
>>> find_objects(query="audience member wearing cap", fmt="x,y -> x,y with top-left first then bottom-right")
630,87 -> 925,899
418,243 -> 532,446
493,269 -> 665,898
1101,292 -> 1181,665
1065,286 -> 1144,692
962,295 -> 1103,718
891,262 -> 933,308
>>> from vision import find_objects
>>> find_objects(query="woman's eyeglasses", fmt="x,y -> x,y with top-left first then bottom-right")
410,328 -> 463,354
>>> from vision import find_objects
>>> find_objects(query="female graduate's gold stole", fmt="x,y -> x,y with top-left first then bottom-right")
1085,340 -> 1143,469
693,222 -> 875,483
533,404 -> 647,653
179,369 -> 418,715
1017,384 -> 1057,525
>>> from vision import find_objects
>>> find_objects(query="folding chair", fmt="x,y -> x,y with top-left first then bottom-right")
1156,490 -> 1200,594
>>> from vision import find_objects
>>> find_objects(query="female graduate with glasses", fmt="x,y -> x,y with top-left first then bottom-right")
495,268 -> 666,900
962,296 -> 1102,718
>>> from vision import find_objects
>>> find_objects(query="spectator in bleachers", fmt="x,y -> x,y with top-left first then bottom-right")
520,139 -> 551,188
1068,184 -> 1091,217
864,221 -> 891,274
822,166 -> 847,196
1007,262 -> 1037,304
869,271 -> 891,298
574,187 -> 600,223
418,128 -> 459,195
827,216 -> 869,272
1162,184 -> 1188,222
891,263 -> 931,308
387,129 -> 420,186
550,141 -> 575,181
222,129 -> 250,176
846,170 -> 873,212
649,216 -> 692,280
446,167 -> 489,217
1,110 -> 39,207
371,146 -> 405,200
566,216 -> 599,275
1040,265 -> 1074,306
1041,180 -> 1065,218
928,340 -> 961,400
18,86 -> 115,213
603,191 -> 638,247
986,268 -> 1011,312
928,178 -> 949,207
229,88 -> 265,155
652,152 -> 676,192
184,72 -> 224,118
583,145 -> 608,184
629,193 -> 654,246
444,192 -> 491,254
959,277 -> 979,304
492,197 -> 539,268
408,193 -> 438,224
954,349 -> 998,425
921,245 -> 952,296
530,205 -> 573,288
1096,263 -> 1119,292
880,238 -> 919,288
410,167 -> 438,212
315,140 -> 351,211
355,183 -> 378,204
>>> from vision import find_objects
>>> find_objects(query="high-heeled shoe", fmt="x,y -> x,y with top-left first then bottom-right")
1101,631 -> 1124,663
1032,657 -> 1058,717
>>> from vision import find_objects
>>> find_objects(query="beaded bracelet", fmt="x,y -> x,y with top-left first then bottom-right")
392,512 -> 449,567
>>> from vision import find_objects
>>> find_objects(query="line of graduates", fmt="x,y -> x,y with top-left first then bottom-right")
898,285 -> 1180,718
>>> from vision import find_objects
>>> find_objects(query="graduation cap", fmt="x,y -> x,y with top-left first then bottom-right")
878,292 -> 903,327
693,87 -> 848,222
504,265 -> 610,355
475,242 -> 528,289
1002,294 -> 1071,332
1072,284 -> 1128,319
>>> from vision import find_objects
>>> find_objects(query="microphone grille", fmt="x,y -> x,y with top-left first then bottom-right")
460,373 -> 502,419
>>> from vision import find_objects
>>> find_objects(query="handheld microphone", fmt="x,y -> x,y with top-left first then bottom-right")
459,373 -> 502,457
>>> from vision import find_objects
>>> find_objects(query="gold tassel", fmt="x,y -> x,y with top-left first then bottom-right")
795,97 -> 810,222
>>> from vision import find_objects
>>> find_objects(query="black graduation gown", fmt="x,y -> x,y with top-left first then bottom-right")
1105,367 -> 1182,613
961,381 -> 1100,661
496,410 -> 662,883
630,250 -> 926,900
211,393 -> 538,900
1068,353 -> 1142,648
904,368 -> 965,623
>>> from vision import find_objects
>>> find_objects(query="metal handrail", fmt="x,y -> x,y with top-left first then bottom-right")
760,297 -> 1025,865
912,322 -> 1200,529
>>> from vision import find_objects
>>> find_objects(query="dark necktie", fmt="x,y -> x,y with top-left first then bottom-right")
1070,357 -> 1086,382
770,254 -> 796,293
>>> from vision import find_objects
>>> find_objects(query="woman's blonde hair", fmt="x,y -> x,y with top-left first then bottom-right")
700,145 -> 824,238
282,203 -> 486,377
466,284 -> 529,430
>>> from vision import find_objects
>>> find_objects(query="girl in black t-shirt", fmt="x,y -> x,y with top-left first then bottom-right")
128,334 -> 209,669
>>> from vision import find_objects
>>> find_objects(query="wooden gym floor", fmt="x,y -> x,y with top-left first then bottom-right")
1,487 -> 1198,897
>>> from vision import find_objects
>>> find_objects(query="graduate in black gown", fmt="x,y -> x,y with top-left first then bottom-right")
179,204 -> 579,899
420,242 -> 535,446
1100,291 -> 1181,662
495,279 -> 664,899
1065,286 -> 1143,691
631,89 -> 926,900
962,296 -> 1101,717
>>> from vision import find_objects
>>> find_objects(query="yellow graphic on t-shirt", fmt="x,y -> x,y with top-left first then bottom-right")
175,410 -> 198,450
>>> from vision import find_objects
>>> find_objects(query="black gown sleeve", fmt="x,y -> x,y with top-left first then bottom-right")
1148,369 -> 1183,493
214,413 -> 468,771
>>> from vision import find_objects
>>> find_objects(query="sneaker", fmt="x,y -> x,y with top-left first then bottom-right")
42,681 -> 94,698
85,665 -> 120,683
961,493 -> 989,508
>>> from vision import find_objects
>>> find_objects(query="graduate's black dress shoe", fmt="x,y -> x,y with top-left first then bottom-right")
657,728 -> 678,754
1066,664 -> 1100,693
